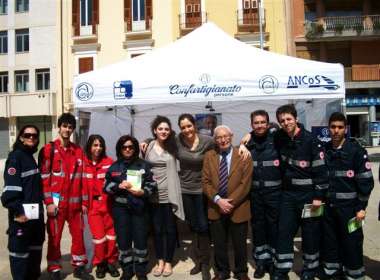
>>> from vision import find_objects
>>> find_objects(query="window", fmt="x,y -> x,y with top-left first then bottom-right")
132,0 -> 145,21
78,57 -> 93,74
15,29 -> 29,52
15,0 -> 28,13
36,69 -> 50,91
0,31 -> 7,54
0,72 -> 8,93
15,70 -> 29,92
0,0 -> 8,14
80,0 -> 93,26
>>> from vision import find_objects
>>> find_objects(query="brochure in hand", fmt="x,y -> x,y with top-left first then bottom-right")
301,203 -> 325,218
347,217 -> 364,233
126,170 -> 142,191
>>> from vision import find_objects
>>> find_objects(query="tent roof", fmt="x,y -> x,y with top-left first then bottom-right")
73,22 -> 344,109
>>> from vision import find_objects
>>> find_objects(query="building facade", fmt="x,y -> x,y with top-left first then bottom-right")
0,0 -> 63,157
61,0 -> 288,144
288,0 -> 380,145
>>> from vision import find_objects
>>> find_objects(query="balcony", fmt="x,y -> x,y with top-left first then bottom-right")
0,91 -> 55,117
179,12 -> 207,36
72,24 -> 98,44
125,19 -> 153,40
236,8 -> 265,33
344,65 -> 380,82
305,14 -> 380,40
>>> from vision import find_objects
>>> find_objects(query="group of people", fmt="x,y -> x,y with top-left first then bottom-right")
1,104 -> 375,280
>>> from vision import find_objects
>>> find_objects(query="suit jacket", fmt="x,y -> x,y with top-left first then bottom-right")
202,147 -> 253,223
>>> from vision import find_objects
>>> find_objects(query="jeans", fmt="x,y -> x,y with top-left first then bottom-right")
150,203 -> 177,263
182,193 -> 209,234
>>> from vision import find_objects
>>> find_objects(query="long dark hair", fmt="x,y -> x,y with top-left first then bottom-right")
12,125 -> 40,153
85,134 -> 107,160
115,135 -> 140,161
150,115 -> 177,156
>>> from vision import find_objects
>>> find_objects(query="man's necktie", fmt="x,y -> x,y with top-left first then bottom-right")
218,152 -> 228,197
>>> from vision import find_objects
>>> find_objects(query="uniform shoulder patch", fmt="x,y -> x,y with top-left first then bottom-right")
7,167 -> 16,176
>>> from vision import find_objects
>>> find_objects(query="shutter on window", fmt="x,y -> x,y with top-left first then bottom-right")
124,0 -> 132,31
79,57 -> 94,74
92,0 -> 99,34
72,0 -> 80,36
146,0 -> 152,30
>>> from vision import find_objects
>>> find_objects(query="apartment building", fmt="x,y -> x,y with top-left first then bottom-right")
288,0 -> 380,144
0,0 -> 62,157
61,0 -> 288,144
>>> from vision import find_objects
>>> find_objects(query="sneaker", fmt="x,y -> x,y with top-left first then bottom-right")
49,271 -> 62,280
107,263 -> 120,277
253,265 -> 266,279
73,266 -> 95,280
95,263 -> 107,279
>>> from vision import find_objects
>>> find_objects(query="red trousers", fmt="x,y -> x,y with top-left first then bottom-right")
47,209 -> 87,272
88,199 -> 118,266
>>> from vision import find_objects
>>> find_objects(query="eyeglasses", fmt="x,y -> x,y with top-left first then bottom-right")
215,135 -> 231,141
22,133 -> 38,139
122,145 -> 134,151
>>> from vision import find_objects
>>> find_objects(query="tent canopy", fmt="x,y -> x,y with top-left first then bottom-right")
73,22 -> 345,109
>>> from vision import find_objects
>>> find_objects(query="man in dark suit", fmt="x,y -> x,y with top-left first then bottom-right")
202,125 -> 253,280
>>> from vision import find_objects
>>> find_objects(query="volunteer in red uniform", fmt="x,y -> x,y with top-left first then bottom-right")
83,135 -> 119,279
39,113 -> 93,280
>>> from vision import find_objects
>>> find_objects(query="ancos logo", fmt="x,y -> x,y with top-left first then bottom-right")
287,75 -> 340,91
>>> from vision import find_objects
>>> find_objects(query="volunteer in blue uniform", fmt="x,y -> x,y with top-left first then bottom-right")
322,112 -> 374,280
245,110 -> 282,279
104,135 -> 156,280
271,104 -> 329,280
1,125 -> 45,280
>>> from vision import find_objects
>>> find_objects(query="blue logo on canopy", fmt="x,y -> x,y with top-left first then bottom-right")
114,80 -> 133,99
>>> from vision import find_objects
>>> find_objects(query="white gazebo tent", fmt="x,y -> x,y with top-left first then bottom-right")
73,22 -> 345,158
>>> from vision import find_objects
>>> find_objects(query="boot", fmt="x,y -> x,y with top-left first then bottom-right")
73,266 -> 95,280
49,271 -> 62,280
107,263 -> 120,277
95,262 -> 107,279
201,263 -> 211,280
253,265 -> 266,279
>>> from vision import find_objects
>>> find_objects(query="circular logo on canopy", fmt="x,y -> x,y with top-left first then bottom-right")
259,75 -> 279,94
75,82 -> 94,101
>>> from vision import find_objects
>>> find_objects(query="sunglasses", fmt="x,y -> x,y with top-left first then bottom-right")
122,145 -> 134,151
22,133 -> 38,139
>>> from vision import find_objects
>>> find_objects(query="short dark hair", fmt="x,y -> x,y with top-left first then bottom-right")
178,113 -> 196,128
85,134 -> 107,160
150,115 -> 177,156
329,112 -> 347,126
276,104 -> 297,122
115,135 -> 140,160
250,110 -> 269,123
13,125 -> 40,151
58,113 -> 76,129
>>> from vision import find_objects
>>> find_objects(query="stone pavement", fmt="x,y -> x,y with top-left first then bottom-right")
0,159 -> 379,279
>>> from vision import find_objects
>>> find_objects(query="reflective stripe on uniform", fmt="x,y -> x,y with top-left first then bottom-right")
21,168 -> 39,178
135,256 -> 148,263
276,253 -> 294,260
282,156 -> 310,168
120,256 -> 133,263
305,260 -> 319,269
134,248 -> 147,255
105,182 -> 116,193
70,173 -> 81,180
82,195 -> 88,201
252,180 -> 281,187
324,262 -> 341,276
262,160 -> 278,167
315,183 -> 329,190
291,178 -> 313,185
102,165 -> 111,169
334,192 -> 357,199
312,159 -> 325,167
115,197 -> 128,204
44,192 -> 52,199
41,173 -> 50,179
356,171 -> 372,179
335,170 -> 354,177
106,234 -> 116,240
72,254 -> 86,261
9,251 -> 29,258
303,252 -> 319,261
93,236 -> 107,244
97,173 -> 106,179
82,173 -> 93,179
344,266 -> 365,277
69,197 -> 81,203
274,261 -> 293,269
255,252 -> 272,260
52,171 -> 65,177
3,185 -> 22,192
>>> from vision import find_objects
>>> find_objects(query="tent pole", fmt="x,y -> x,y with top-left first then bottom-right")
259,0 -> 264,49
128,105 -> 135,137
74,108 -> 80,145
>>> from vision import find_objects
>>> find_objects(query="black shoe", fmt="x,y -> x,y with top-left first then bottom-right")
254,265 -> 266,279
73,266 -> 95,280
190,262 -> 201,275
201,264 -> 211,280
49,271 -> 62,280
107,263 -> 120,277
270,274 -> 289,280
137,275 -> 148,280
95,263 -> 107,279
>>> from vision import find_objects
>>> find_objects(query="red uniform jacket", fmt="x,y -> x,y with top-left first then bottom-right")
40,139 -> 87,211
82,156 -> 113,210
